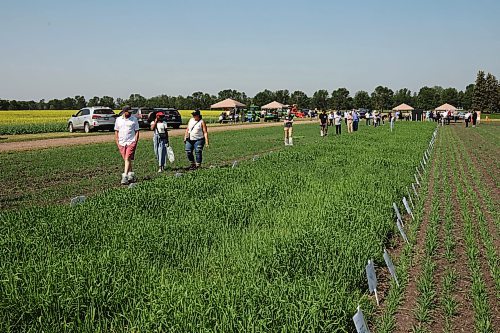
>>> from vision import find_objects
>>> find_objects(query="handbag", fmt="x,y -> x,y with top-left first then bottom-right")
166,145 -> 175,163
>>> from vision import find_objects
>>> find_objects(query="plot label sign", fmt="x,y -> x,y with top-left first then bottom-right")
353,306 -> 371,333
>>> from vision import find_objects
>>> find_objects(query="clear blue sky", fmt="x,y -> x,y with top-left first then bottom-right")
1,0 -> 499,100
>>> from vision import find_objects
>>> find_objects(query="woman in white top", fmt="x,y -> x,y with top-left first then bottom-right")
151,111 -> 169,172
184,109 -> 209,170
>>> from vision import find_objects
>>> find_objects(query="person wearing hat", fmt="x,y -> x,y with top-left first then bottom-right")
184,109 -> 209,170
151,111 -> 169,172
114,106 -> 140,185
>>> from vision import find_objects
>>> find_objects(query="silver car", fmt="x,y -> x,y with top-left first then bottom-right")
68,107 -> 117,133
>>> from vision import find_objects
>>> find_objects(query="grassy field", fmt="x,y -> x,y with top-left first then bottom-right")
0,122 -> 437,332
0,110 -> 222,135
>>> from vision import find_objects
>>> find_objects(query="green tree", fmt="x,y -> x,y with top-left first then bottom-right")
485,73 -> 499,113
74,96 -> 86,109
274,90 -> 290,104
371,86 -> 394,111
460,84 -> 474,110
353,91 -> 371,109
440,87 -> 458,106
330,88 -> 351,110
126,94 -> 147,107
252,89 -> 275,107
416,86 -> 439,110
473,70 -> 487,111
99,96 -> 115,109
61,97 -> 76,109
311,89 -> 329,110
290,91 -> 309,108
87,96 -> 100,107
392,88 -> 413,107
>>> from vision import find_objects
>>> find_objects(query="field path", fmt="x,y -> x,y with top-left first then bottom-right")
0,121 -> 296,153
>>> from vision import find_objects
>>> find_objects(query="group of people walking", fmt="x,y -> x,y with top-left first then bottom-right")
114,106 -> 209,185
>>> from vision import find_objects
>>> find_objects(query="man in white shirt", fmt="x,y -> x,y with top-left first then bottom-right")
114,106 -> 140,185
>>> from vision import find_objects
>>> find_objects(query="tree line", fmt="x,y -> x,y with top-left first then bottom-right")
1,71 -> 498,112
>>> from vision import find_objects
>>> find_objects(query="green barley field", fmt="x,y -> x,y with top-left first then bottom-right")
0,122 -> 436,332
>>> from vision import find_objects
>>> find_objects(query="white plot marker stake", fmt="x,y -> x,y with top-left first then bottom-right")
232,160 -> 238,168
403,197 -> 414,220
397,219 -> 409,244
407,187 -> 415,209
353,306 -> 371,333
366,259 -> 379,306
384,249 -> 400,287
393,202 -> 403,227
414,173 -> 421,186
416,167 -> 423,180
70,195 -> 86,207
412,183 -> 419,197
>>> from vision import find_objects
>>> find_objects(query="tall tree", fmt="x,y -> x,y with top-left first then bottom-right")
330,88 -> 351,110
252,89 -> 275,107
87,96 -> 100,107
485,73 -> 499,113
416,86 -> 439,110
353,90 -> 371,109
440,87 -> 459,106
274,90 -> 290,104
393,88 -> 413,107
74,96 -> 86,109
99,96 -> 115,109
290,91 -> 309,108
126,94 -> 147,107
473,70 -> 487,111
310,89 -> 329,110
371,86 -> 394,111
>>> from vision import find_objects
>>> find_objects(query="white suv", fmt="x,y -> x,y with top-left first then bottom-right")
68,107 -> 117,133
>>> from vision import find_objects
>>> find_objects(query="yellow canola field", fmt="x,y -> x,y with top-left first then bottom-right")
0,110 -> 222,125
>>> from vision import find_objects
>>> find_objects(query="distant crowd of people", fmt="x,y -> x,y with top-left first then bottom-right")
424,110 -> 479,127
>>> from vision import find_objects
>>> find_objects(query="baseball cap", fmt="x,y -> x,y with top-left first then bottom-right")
191,109 -> 201,116
156,112 -> 165,117
122,106 -> 131,113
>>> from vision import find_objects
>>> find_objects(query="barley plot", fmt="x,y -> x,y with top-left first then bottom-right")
0,122 -> 436,332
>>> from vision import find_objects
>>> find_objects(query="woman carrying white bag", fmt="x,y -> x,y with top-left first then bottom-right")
151,111 -> 173,172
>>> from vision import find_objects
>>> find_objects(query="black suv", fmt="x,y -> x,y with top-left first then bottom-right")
152,108 -> 182,129
130,107 -> 155,128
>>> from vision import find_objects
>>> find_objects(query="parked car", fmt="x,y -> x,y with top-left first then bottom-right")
130,107 -> 155,128
357,108 -> 371,119
152,108 -> 182,129
68,107 -> 117,133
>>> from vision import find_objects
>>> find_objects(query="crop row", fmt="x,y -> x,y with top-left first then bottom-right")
450,129 -> 494,333
0,123 -> 436,332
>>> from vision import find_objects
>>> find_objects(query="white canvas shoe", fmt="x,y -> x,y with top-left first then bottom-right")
289,138 -> 293,146
127,172 -> 136,183
121,173 -> 129,185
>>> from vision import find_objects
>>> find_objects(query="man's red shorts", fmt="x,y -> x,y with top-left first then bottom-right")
118,142 -> 137,160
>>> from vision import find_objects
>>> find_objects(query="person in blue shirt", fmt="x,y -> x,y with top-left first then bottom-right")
352,110 -> 359,131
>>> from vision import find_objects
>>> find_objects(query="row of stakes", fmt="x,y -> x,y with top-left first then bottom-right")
354,127 -> 438,332
70,152 -> 273,206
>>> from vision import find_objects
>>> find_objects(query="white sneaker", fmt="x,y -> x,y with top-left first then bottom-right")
121,173 -> 129,185
289,138 -> 293,146
127,172 -> 136,183
158,168 -> 163,173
